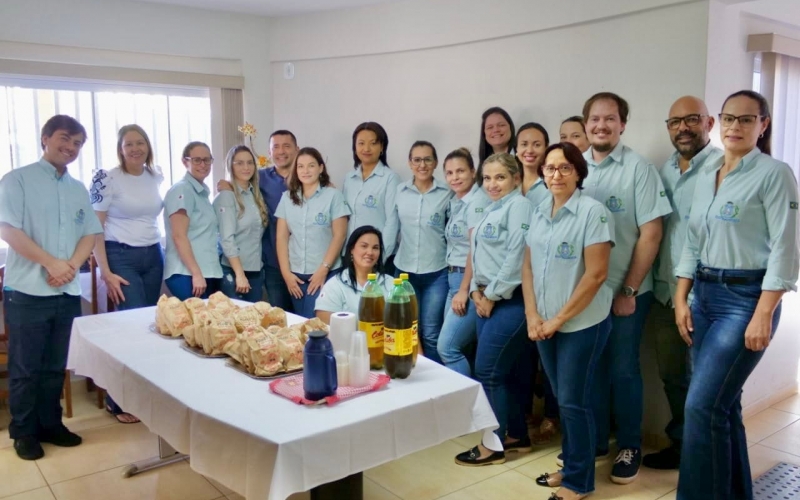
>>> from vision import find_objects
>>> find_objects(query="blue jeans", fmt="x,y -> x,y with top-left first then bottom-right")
397,267 -> 448,364
538,316 -> 611,495
264,264 -> 294,312
220,265 -> 264,303
593,291 -> 653,451
474,287 -> 530,441
4,291 -> 81,439
288,270 -> 339,319
678,271 -> 779,500
165,275 -> 221,301
437,270 -> 478,376
104,242 -> 164,311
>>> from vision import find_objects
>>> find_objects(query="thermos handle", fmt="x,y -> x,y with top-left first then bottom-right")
327,354 -> 339,393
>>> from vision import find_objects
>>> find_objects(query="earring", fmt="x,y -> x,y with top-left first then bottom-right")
760,133 -> 764,138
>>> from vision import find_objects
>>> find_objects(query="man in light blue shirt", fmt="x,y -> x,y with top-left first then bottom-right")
0,115 -> 102,460
580,93 -> 672,483
644,96 -> 722,471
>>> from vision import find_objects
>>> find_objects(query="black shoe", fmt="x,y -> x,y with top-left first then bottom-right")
642,444 -> 681,470
39,425 -> 82,447
14,436 -> 44,460
504,436 -> 533,453
610,448 -> 642,484
536,472 -> 563,487
555,448 -> 609,467
454,445 -> 506,466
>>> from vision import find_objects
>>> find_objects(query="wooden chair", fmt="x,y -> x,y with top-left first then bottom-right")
1,265 -> 9,407
88,255 -> 109,410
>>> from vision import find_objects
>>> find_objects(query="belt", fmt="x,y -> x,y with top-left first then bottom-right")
695,266 -> 766,285
448,266 -> 466,273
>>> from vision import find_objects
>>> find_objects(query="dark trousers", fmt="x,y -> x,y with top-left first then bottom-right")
5,291 -> 81,439
264,265 -> 294,312
220,265 -> 264,303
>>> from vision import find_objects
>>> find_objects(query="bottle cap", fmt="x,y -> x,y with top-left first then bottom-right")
367,273 -> 377,280
307,330 -> 328,339
399,273 -> 409,280
393,278 -> 402,285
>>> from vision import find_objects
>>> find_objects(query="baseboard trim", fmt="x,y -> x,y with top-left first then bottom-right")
743,382 -> 799,419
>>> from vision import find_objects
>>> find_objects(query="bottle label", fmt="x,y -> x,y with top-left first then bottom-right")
359,321 -> 384,349
384,327 -> 413,356
412,320 -> 418,348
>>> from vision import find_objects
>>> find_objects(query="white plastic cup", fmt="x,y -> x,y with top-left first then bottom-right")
350,330 -> 368,359
348,331 -> 370,387
335,350 -> 350,387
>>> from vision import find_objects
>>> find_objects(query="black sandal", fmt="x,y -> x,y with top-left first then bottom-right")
536,472 -> 563,487
454,445 -> 506,466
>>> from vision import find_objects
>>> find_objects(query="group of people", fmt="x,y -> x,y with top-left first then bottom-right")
0,87 -> 797,500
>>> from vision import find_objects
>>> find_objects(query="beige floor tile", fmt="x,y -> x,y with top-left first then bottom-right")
37,422 -> 158,484
0,487 -> 56,500
772,394 -> 800,416
365,440 -> 508,500
657,490 -> 677,500
437,469 -> 541,499
743,408 -> 800,443
748,444 -> 800,478
760,419 -> 800,457
203,477 -> 234,497
450,431 -> 482,450
363,477 -> 401,500
0,447 -> 48,498
49,461 -> 220,500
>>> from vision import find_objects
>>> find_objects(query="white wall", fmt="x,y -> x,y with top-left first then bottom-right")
272,0 -> 710,188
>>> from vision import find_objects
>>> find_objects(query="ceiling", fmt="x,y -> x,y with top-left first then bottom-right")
134,0 -> 406,16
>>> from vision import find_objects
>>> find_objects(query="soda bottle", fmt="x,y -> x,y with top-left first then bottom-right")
398,273 -> 419,366
384,278 -> 414,379
358,273 -> 385,369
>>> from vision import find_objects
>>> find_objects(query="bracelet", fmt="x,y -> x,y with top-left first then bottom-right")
322,262 -> 331,270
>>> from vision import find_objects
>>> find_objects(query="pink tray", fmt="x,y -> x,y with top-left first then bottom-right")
269,372 -> 390,405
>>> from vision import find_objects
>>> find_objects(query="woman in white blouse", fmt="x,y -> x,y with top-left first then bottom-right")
90,124 -> 164,423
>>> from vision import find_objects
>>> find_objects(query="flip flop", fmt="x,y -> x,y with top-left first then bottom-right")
105,405 -> 140,424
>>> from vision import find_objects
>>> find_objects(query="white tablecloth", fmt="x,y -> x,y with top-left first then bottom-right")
67,306 -> 499,500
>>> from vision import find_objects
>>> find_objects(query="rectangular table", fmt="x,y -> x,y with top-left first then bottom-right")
67,306 -> 500,500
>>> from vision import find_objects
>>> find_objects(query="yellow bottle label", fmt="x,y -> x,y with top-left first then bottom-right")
412,320 -> 418,347
359,321 -> 384,349
384,327 -> 413,356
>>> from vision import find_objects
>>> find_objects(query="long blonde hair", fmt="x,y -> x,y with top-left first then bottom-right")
225,145 -> 268,226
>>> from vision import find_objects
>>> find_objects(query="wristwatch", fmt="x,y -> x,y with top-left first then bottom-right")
621,285 -> 638,298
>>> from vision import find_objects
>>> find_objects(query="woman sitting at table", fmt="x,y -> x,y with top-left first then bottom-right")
523,143 -> 614,500
315,225 -> 393,323
163,141 -> 222,300
214,145 -> 269,302
276,147 -> 350,318
454,153 -> 534,466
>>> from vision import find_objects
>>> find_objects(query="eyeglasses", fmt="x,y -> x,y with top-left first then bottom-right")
185,156 -> 214,166
665,114 -> 706,130
411,157 -> 436,166
542,164 -> 575,177
718,114 -> 762,128
232,160 -> 255,167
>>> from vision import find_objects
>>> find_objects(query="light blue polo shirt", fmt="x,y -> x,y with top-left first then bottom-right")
213,186 -> 265,273
525,178 -> 551,208
275,185 -> 351,274
446,184 -> 492,268
528,190 -> 615,332
315,271 -> 394,316
582,142 -> 673,294
163,173 -> 223,280
342,162 -> 402,258
653,143 -> 723,306
470,189 -> 533,301
676,148 -> 799,292
0,159 -> 102,296
393,178 -> 453,274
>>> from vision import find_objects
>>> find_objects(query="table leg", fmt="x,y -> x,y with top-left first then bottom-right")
121,436 -> 188,478
310,472 -> 363,500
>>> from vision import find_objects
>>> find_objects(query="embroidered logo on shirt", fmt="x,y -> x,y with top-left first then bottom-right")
791,202 -> 799,210
600,216 -> 608,223
450,223 -> 464,238
521,223 -> 529,230
75,208 -> 85,225
363,195 -> 378,208
89,170 -> 107,204
481,223 -> 498,240
605,196 -> 625,213
314,213 -> 329,226
475,208 -> 484,213
427,213 -> 443,227
716,201 -> 740,223
556,242 -> 577,260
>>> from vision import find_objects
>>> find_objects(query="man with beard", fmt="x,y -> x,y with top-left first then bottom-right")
579,92 -> 672,484
643,96 -> 722,470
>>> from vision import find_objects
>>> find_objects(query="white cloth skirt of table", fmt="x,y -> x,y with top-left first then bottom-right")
67,307 -> 500,500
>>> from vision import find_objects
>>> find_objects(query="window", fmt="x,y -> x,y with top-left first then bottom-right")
0,78 -> 212,200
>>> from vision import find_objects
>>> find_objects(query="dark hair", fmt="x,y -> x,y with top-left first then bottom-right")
443,147 -> 475,171
117,124 -> 156,175
352,122 -> 389,168
182,141 -> 210,159
562,115 -> 586,127
478,107 -> 515,165
41,115 -> 87,149
408,140 -> 438,162
269,129 -> 297,145
516,122 -> 550,148
722,90 -> 772,156
339,225 -> 385,293
582,92 -> 630,125
538,142 -> 589,189
288,147 -> 331,205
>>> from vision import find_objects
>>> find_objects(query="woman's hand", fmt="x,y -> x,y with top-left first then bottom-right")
612,294 -> 636,317
284,273 -> 304,299
191,273 -> 207,298
234,273 -> 251,294
475,295 -> 495,318
674,300 -> 693,346
451,290 -> 469,316
538,319 -> 561,340
744,311 -> 774,352
526,312 -> 544,341
307,266 -> 329,296
101,271 -> 130,305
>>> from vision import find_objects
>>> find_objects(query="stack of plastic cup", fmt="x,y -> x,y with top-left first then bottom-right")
334,351 -> 349,387
349,330 -> 370,387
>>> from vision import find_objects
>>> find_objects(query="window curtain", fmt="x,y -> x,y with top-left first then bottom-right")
771,54 -> 800,177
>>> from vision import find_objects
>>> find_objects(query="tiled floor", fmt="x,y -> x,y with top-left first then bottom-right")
2,391 -> 800,500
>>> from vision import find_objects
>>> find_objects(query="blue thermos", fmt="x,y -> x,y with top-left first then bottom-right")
304,330 -> 338,401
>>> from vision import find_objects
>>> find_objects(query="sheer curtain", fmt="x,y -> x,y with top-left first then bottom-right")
771,54 -> 800,177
